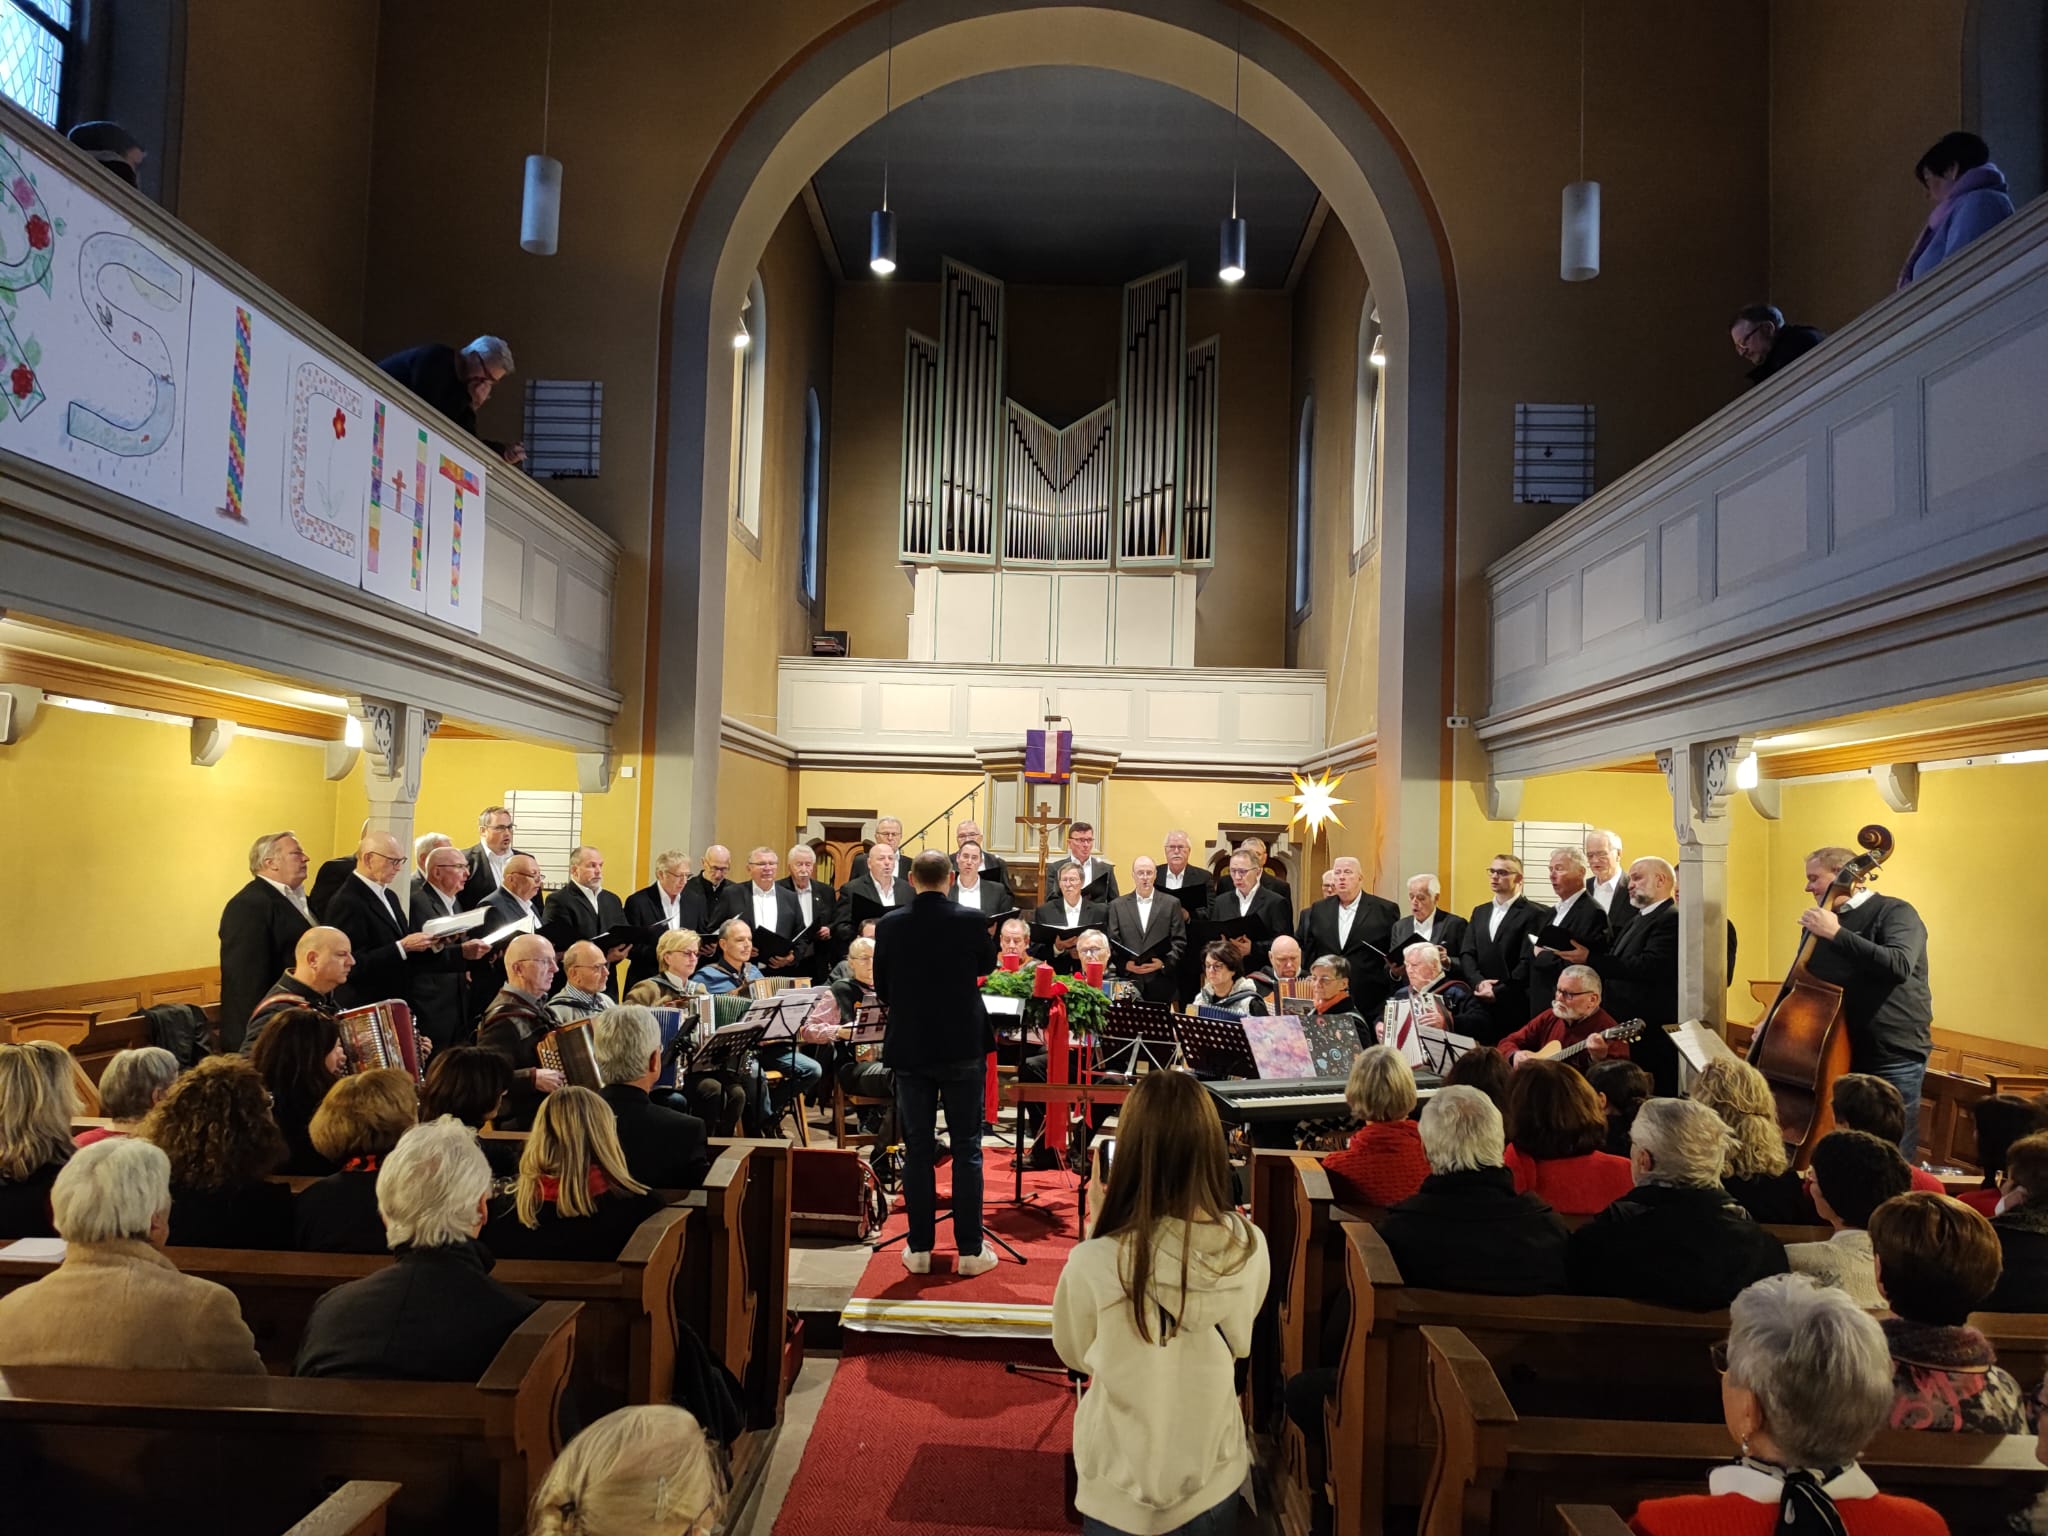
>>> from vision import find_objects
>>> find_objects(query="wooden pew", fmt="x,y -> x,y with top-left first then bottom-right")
287,1482 -> 403,1536
1418,1323 -> 2046,1536
1554,1508 -> 1631,1536
0,1205 -> 688,1412
0,1300 -> 577,1536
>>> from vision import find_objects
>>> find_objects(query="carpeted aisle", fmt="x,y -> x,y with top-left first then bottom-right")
769,1334 -> 1077,1536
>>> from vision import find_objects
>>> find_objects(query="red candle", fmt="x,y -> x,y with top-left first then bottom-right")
999,952 -> 1024,972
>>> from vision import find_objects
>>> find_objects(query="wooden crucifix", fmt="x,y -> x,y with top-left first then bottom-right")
1016,798 -> 1070,913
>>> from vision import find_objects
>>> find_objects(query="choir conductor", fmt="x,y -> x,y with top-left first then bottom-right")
876,850 -> 999,1276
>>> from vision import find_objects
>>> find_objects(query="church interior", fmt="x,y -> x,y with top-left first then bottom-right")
2,1 -> 2047,1533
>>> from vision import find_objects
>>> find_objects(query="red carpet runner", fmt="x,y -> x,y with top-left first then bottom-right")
770,1334 -> 1078,1536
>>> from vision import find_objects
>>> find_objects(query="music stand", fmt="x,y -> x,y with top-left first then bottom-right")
1177,1008 -> 1260,1081
1414,1023 -> 1477,1077
1095,999 -> 1185,1079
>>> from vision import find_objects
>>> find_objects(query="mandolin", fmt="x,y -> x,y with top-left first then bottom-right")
1530,1017 -> 1646,1064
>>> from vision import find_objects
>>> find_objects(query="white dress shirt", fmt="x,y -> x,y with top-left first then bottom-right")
1062,899 -> 1084,927
1553,888 -> 1586,924
1410,910 -> 1437,945
956,877 -> 983,908
1590,875 -> 1622,912
792,883 -> 814,926
876,881 -> 896,908
1162,866 -> 1186,890
354,870 -> 408,959
750,884 -> 781,935
660,886 -> 682,929
483,845 -> 513,889
1488,895 -> 1516,940
1237,888 -> 1257,918
262,875 -> 313,922
1134,893 -> 1155,929
1335,896 -> 1360,949
578,882 -> 602,916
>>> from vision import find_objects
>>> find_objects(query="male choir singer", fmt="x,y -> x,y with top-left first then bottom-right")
874,851 -> 999,1277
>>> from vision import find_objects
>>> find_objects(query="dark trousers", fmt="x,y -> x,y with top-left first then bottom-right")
895,1058 -> 985,1256
1861,1052 -> 1930,1159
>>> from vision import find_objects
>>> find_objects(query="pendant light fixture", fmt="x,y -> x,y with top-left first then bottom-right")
1368,310 -> 1387,367
520,0 -> 563,255
1218,24 -> 1247,284
869,12 -> 899,276
1560,0 -> 1599,281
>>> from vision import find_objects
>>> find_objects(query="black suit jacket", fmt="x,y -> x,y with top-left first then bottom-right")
1296,893 -> 1403,1014
1204,886 -> 1292,973
459,842 -> 530,910
778,877 -> 839,972
308,855 -> 355,922
949,880 -> 1012,917
600,1082 -> 709,1190
1048,856 -> 1120,904
621,883 -> 683,991
1106,892 -> 1188,1004
677,875 -> 729,935
712,882 -> 807,975
1206,870 -> 1294,929
1457,896 -> 1553,1044
218,878 -> 311,1053
875,891 -> 998,1072
407,882 -> 479,1046
1390,910 -> 1471,966
542,883 -> 629,997
1600,900 -> 1681,1093
838,873 -> 915,934
951,850 -> 1014,898
1033,897 -> 1111,973
324,873 -> 422,1011
1525,890 -> 1612,1022
295,1241 -> 541,1381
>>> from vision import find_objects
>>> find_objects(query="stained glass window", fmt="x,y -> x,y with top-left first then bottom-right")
0,1 -> 68,129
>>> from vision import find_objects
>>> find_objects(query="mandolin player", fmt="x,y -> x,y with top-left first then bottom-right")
1496,965 -> 1627,1069
1793,846 -> 1933,1158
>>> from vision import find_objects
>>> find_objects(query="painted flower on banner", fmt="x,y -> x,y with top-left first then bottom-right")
23,216 -> 49,250
332,409 -> 347,440
9,177 -> 32,209
10,363 -> 35,399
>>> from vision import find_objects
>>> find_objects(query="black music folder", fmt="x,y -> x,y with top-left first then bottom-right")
1188,913 -> 1270,947
746,925 -> 797,963
1030,920 -> 1090,948
846,893 -> 905,926
1159,880 -> 1209,914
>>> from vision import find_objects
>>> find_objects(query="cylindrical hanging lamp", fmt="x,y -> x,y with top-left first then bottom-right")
870,207 -> 898,276
521,154 -> 563,256
1560,180 -> 1600,281
1218,24 -> 1247,284
1218,216 -> 1248,284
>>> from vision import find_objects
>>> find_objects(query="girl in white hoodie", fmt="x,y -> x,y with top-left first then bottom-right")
1052,1070 -> 1269,1536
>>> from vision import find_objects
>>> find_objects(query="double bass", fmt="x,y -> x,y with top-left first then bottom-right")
1747,824 -> 1894,1170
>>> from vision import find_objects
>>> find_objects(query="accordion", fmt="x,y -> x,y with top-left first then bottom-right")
335,1001 -> 426,1085
537,1020 -> 604,1090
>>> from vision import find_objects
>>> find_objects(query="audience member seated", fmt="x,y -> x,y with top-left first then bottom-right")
1321,1045 -> 1430,1208
1589,1057 -> 1652,1158
1192,941 -> 1269,1015
1865,1191 -> 2030,1434
1628,1274 -> 1948,1536
1729,302 -> 1825,385
1693,1058 -> 1815,1225
0,1138 -> 263,1373
295,1068 -> 421,1254
1984,1130 -> 2048,1313
140,1055 -> 293,1250
1900,130 -> 2018,287
250,1006 -> 345,1175
1962,1092 -> 2048,1217
1502,1058 -> 1634,1215
531,1403 -> 727,1536
1785,1131 -> 1914,1308
1830,1075 -> 1945,1192
0,1040 -> 77,1238
1378,1084 -> 1570,1294
624,928 -> 750,1136
75,1046 -> 180,1148
551,940 -> 617,1024
1440,1043 -> 1510,1115
296,1117 -> 541,1380
594,1007 -> 710,1190
1051,1070 -> 1268,1536
420,1045 -> 522,1178
1568,1097 -> 1789,1310
483,1086 -> 664,1263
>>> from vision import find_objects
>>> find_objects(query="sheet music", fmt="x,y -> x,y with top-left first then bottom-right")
1668,1019 -> 1740,1073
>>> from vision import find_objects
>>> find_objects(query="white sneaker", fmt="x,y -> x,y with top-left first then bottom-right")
956,1246 -> 1000,1277
902,1249 -> 931,1274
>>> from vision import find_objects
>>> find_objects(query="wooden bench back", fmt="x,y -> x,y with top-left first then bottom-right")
287,1481 -> 402,1536
0,1300 -> 577,1536
1419,1323 -> 2045,1536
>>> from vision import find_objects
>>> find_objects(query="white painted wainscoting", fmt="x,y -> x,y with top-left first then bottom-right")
776,658 -> 1326,775
905,568 -> 1199,668
1480,196 -> 2048,777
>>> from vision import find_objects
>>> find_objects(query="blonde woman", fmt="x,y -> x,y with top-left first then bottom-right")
0,1042 -> 77,1238
1053,1070 -> 1269,1536
531,1403 -> 725,1536
1691,1056 -> 1813,1224
482,1086 -> 662,1262
624,929 -> 749,1136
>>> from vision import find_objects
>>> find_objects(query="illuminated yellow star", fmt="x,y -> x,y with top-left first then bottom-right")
1288,769 -> 1348,836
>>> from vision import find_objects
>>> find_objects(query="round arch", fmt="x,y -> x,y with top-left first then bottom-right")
646,0 -> 1458,891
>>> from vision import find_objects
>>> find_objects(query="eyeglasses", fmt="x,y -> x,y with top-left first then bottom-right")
365,851 -> 403,868
1554,988 -> 1594,1000
1709,1340 -> 1730,1376
1487,867 -> 1517,877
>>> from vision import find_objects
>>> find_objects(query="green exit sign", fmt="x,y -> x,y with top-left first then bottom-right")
1237,801 -> 1272,819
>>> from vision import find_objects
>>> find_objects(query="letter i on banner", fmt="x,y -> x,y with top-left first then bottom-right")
220,306 -> 251,522
438,456 -> 479,605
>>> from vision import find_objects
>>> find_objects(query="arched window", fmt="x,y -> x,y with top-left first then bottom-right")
1292,395 -> 1315,621
1352,302 -> 1386,566
800,386 -> 823,608
0,2 -> 76,127
729,272 -> 767,546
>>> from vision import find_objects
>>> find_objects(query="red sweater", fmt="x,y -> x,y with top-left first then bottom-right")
1496,1006 -> 1629,1061
1322,1120 -> 1430,1209
1631,1492 -> 1948,1535
1957,1186 -> 1999,1217
1906,1166 -> 1944,1195
1503,1145 -> 1635,1215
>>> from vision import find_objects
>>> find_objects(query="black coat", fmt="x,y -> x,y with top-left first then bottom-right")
1746,322 -> 1825,385
1048,856 -> 1120,905
1378,1167 -> 1570,1294
167,1180 -> 295,1251
779,877 -> 839,973
1792,893 -> 1934,1072
1566,1182 -> 1789,1310
712,883 -> 807,976
838,873 -> 915,933
677,875 -> 730,935
600,1083 -> 710,1191
1724,1170 -> 1816,1226
378,342 -> 477,435
323,873 -> 421,1012
308,854 -> 356,922
1391,909 -> 1469,959
295,1239 -> 540,1380
407,882 -> 479,1047
459,842 -> 529,910
1983,1206 -> 2048,1313
1525,890 -> 1611,1022
1457,896 -> 1553,1044
1297,893 -> 1403,1016
949,879 -> 1012,918
0,1163 -> 60,1239
951,850 -> 1014,898
218,878 -> 311,1053
875,891 -> 997,1072
1106,893 -> 1188,1004
1204,886 -> 1293,974
543,883 -> 629,999
1599,901 -> 1681,1093
620,883 -> 682,991
1032,898 -> 1111,974
294,1169 -> 387,1255
482,1189 -> 667,1263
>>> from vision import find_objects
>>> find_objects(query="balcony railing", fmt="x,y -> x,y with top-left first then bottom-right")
1479,196 -> 2048,777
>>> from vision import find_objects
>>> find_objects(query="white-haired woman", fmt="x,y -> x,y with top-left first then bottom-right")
531,1403 -> 726,1536
1566,1097 -> 1789,1310
0,1137 -> 262,1372
74,1046 -> 180,1148
295,1117 -> 541,1381
1630,1273 -> 1947,1536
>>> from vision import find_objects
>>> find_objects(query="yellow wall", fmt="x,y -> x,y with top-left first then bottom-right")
0,707 -> 339,991
792,768 -> 985,850
715,749 -> 798,870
